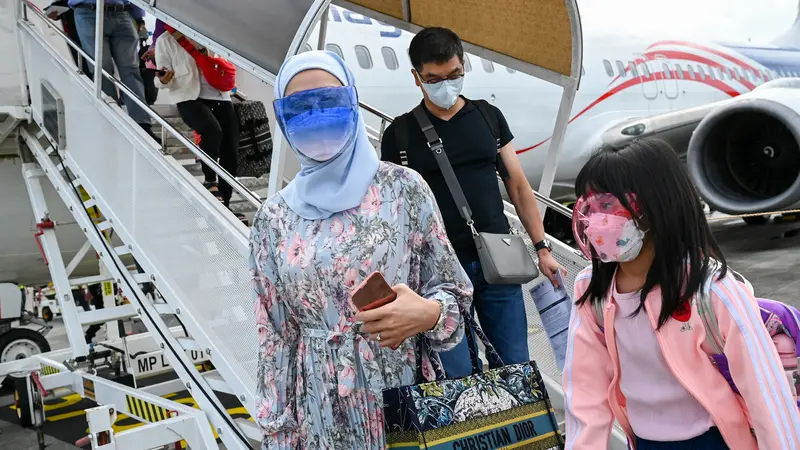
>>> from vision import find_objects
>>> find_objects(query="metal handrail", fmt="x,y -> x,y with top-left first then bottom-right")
20,0 -> 262,209
358,103 -> 574,219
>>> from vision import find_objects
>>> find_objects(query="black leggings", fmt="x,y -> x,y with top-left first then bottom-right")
177,99 -> 239,206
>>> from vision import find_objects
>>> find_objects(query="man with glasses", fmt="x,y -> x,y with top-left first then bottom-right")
380,27 -> 564,377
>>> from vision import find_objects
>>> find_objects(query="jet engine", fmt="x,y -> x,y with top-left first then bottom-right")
687,82 -> 800,216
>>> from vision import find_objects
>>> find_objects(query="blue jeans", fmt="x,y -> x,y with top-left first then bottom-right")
73,8 -> 150,125
636,427 -> 728,449
438,261 -> 529,378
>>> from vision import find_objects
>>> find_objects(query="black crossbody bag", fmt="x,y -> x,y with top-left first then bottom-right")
409,105 -> 538,285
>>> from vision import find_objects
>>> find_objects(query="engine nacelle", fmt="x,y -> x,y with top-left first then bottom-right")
687,82 -> 800,215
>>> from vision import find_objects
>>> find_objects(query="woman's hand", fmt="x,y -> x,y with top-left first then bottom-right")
355,284 -> 441,349
158,68 -> 175,84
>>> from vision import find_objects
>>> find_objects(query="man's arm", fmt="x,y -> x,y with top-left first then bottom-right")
499,142 -> 564,287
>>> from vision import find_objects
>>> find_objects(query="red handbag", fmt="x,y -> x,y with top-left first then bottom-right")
176,36 -> 236,92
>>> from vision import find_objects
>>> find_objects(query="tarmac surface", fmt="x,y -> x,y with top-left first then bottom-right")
1,215 -> 798,450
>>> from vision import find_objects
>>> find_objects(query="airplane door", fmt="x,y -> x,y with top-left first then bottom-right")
635,53 -> 658,100
655,54 -> 679,100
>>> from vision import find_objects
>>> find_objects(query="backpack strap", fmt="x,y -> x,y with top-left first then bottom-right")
472,98 -> 511,181
695,262 -> 726,355
473,99 -> 500,147
592,300 -> 605,332
394,113 -> 410,167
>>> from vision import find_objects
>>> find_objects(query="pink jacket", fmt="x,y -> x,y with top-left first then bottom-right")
563,266 -> 800,449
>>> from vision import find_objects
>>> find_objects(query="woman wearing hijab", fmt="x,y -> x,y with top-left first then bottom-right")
249,50 -> 473,449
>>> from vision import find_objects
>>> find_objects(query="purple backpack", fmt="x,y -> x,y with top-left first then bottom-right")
696,270 -> 800,406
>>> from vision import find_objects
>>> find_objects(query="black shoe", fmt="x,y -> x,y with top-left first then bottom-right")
139,123 -> 162,145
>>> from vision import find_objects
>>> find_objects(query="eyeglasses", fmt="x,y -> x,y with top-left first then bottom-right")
417,68 -> 465,85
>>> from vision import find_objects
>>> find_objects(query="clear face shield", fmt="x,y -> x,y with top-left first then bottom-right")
572,192 -> 646,263
273,85 -> 359,162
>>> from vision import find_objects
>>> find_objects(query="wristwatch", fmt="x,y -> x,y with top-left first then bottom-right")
534,239 -> 552,253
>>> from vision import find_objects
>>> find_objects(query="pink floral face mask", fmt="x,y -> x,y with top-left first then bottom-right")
572,193 -> 646,262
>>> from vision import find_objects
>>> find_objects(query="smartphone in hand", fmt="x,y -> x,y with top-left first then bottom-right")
352,272 -> 396,312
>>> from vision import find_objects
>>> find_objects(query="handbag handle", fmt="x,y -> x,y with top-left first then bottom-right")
413,337 -> 446,383
458,301 -> 506,374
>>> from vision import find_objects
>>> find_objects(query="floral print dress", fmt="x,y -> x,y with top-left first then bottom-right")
249,162 -> 473,449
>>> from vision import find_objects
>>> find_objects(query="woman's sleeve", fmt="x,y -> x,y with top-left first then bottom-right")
711,274 -> 800,449
562,269 -> 618,449
153,39 -> 174,90
249,220 -> 300,448
414,173 -> 473,352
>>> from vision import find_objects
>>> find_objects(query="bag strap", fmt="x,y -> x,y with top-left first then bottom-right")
411,105 -> 476,234
457,301 -> 506,372
472,99 -> 511,181
696,262 -> 726,355
394,113 -> 410,167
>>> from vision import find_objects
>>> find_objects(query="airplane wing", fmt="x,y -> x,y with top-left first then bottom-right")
599,99 -> 734,158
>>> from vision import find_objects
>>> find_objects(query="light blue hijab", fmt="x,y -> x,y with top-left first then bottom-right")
275,50 -> 380,220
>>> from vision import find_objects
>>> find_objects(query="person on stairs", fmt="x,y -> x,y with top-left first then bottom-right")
153,24 -> 245,224
67,0 -> 160,144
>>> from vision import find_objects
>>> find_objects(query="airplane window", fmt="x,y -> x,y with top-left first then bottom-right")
674,63 -> 684,79
326,43 -> 345,60
628,61 -> 639,77
481,59 -> 495,73
300,43 -> 313,53
616,60 -> 626,77
603,60 -> 614,77
697,65 -> 706,80
734,67 -> 743,80
464,54 -> 472,72
662,63 -> 673,79
745,69 -> 755,82
687,65 -> 696,80
381,46 -> 399,70
707,66 -> 716,80
507,66 -> 516,74
354,45 -> 373,69
640,62 -> 651,78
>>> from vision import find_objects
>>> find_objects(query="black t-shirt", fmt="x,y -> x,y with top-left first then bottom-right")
381,98 -> 514,263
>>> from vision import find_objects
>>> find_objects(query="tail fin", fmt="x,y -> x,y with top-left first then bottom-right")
772,2 -> 800,48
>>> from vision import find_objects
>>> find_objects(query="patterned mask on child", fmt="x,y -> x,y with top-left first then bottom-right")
572,193 -> 646,262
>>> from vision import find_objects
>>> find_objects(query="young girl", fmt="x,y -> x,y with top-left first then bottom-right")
563,139 -> 800,450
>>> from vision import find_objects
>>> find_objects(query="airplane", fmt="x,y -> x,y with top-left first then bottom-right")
3,2 -> 800,288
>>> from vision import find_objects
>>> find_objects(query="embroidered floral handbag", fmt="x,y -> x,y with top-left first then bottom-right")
383,305 -> 564,449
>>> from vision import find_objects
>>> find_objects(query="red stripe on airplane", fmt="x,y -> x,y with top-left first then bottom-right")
642,49 -> 756,91
646,40 -> 763,78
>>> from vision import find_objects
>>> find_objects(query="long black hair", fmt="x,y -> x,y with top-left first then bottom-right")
574,139 -> 727,328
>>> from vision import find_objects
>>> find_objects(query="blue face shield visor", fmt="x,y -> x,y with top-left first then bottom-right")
273,85 -> 359,162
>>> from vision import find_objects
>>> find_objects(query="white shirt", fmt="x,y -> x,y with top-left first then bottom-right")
613,284 -> 714,441
198,74 -> 231,101
154,34 -> 232,104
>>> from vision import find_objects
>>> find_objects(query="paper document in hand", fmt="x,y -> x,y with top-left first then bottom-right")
44,5 -> 70,17
530,271 -> 572,371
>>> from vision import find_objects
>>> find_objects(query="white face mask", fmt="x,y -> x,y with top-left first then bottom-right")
419,75 -> 464,110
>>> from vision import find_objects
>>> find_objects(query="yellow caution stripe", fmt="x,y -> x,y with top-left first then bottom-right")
40,364 -> 61,375
125,395 -> 172,423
